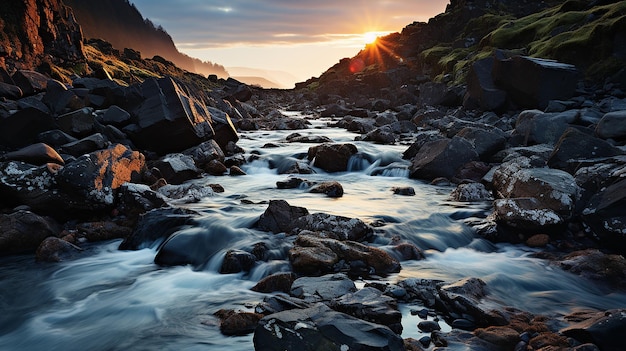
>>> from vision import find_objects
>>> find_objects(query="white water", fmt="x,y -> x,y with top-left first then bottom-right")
1,115 -> 625,350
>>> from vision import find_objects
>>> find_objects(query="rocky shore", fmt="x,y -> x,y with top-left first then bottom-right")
2,0 -> 626,350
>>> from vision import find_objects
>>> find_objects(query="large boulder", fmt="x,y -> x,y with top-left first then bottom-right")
0,107 -> 56,148
464,57 -> 507,111
455,127 -> 507,161
118,207 -> 199,250
493,55 -> 578,110
253,303 -> 404,351
56,144 -> 145,207
547,128 -> 622,173
128,77 -> 216,154
256,200 -> 309,234
307,143 -> 358,172
290,274 -> 357,301
12,70 -> 48,96
409,137 -> 479,181
513,109 -> 580,146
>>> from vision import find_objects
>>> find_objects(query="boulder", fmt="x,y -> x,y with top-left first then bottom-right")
291,213 -> 372,241
12,70 -> 48,96
493,55 -> 578,110
409,137 -> 479,181
360,126 -> 398,144
450,183 -> 493,202
464,57 -> 507,111
42,79 -> 80,115
37,129 -> 78,148
253,303 -> 404,351
561,309 -> 626,351
307,143 -> 358,172
439,277 -> 506,327
309,181 -> 344,198
251,272 -> 296,294
207,106 -> 239,150
118,207 -> 198,250
329,287 -> 403,334
1,143 -> 64,166
182,139 -> 225,169
0,107 -> 56,148
98,105 -> 131,127
581,178 -> 626,253
555,249 -> 626,288
547,128 -> 622,173
494,198 -> 565,228
220,249 -> 257,274
56,107 -> 97,137
256,200 -> 309,234
474,326 -> 520,349
214,309 -> 262,336
289,234 -> 401,276
455,127 -> 507,161
0,210 -> 60,254
514,109 -> 580,146
56,144 -> 145,206
129,77 -> 216,154
595,110 -> 626,140
151,153 -> 200,185
115,183 -> 169,222
59,133 -> 109,156
0,81 -> 23,99
157,183 -> 215,204
75,221 -> 132,242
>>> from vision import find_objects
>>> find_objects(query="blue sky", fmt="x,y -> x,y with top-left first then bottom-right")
131,0 -> 449,85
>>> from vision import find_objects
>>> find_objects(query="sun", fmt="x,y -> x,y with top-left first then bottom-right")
363,31 -> 379,45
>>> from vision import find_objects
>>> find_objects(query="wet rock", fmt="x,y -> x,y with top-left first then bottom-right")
1,143 -> 64,166
116,183 -> 168,221
309,181 -> 343,198
36,236 -> 82,262
555,249 -> 626,288
0,210 -> 60,254
409,137 -> 479,181
388,242 -> 425,261
289,234 -> 400,276
118,207 -> 199,250
220,249 -> 257,274
214,309 -> 262,336
307,143 -> 358,172
256,200 -> 309,234
494,197 -> 565,228
360,126 -> 398,144
561,309 -> 626,351
581,178 -> 626,251
330,287 -> 403,334
526,234 -> 550,248
291,213 -> 373,241
513,109 -> 579,146
596,110 -> 626,140
253,303 -> 404,351
205,159 -> 228,175
285,133 -> 332,144
251,272 -> 296,293
547,128 -> 622,173
439,278 -> 507,327
450,183 -> 493,202
392,187 -> 415,196
276,177 -> 306,189
290,273 -> 356,301
255,293 -> 312,315
396,278 -> 441,307
152,153 -> 200,185
455,127 -> 507,161
182,139 -> 225,169
57,144 -> 145,207
474,326 -> 520,349
75,221 -> 132,242
417,320 -> 441,332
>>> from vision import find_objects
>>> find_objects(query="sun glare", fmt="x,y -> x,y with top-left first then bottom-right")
363,31 -> 379,45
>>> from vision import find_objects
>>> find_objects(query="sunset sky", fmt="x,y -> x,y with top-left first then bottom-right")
130,0 -> 449,86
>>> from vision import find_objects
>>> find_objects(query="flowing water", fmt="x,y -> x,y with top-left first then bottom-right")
1,114 -> 625,350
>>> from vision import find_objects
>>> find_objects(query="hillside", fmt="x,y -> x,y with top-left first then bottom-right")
63,0 -> 228,78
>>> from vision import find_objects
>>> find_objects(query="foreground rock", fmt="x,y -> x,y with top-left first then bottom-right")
253,303 -> 404,351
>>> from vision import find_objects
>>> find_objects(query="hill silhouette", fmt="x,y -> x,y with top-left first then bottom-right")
63,0 -> 228,78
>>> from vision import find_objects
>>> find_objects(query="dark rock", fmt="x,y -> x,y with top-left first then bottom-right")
229,165 -> 246,175
547,128 -> 622,173
0,210 -> 60,254
361,126 -> 398,144
251,272 -> 296,293
493,55 -> 578,110
56,107 -> 97,137
220,249 -> 257,274
409,137 -> 479,181
0,82 -> 23,99
12,70 -> 48,96
57,144 -> 145,207
152,153 -> 200,185
494,197 -> 565,228
119,207 -> 198,250
464,57 -> 507,111
156,183 -> 215,204
455,127 -> 507,161
596,110 -> 626,140
116,183 -> 168,222
389,242 -> 425,261
392,187 -> 415,196
291,213 -> 373,241
2,143 -> 64,166
276,177 -> 306,189
35,237 -> 82,262
330,287 -> 403,334
129,77 -> 216,154
214,309 -> 262,336
0,107 -> 56,148
561,309 -> 626,351
309,181 -> 343,198
290,273 -> 357,301
526,234 -> 550,248
285,133 -> 333,144
307,143 -> 358,172
182,140 -> 224,169
205,159 -> 228,175
75,221 -> 132,242
439,278 -> 507,327
256,200 -> 309,234
253,303 -> 404,351
556,249 -> 626,288
289,234 -> 400,276
99,105 -> 131,127
255,294 -> 311,315
42,79 -> 80,115
396,278 -> 441,307
513,109 -> 580,146
474,326 -> 520,349
581,178 -> 626,252
59,133 -> 109,156
37,129 -> 78,148
417,320 -> 441,332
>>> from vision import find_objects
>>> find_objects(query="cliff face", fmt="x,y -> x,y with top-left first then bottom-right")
0,0 -> 84,71
63,0 -> 228,77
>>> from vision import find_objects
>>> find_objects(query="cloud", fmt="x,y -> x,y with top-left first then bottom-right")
130,0 -> 448,48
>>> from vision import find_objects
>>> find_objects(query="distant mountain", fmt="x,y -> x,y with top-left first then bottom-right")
63,0 -> 228,77
227,67 -> 300,89
232,76 -> 283,89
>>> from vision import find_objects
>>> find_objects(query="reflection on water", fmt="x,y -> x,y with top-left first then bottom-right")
1,117 -> 625,350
